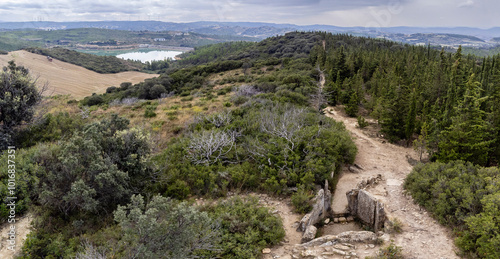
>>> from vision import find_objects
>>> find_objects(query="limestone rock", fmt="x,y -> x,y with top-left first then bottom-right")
262,248 -> 271,254
301,225 -> 318,243
300,235 -> 338,247
337,231 -> 377,244
298,181 -> 332,232
346,189 -> 386,232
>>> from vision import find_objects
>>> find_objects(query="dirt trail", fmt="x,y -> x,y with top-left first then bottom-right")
325,106 -> 459,259
0,214 -> 33,259
257,194 -> 303,259
0,50 -> 158,99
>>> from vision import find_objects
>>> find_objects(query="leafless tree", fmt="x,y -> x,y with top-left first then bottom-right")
259,105 -> 307,152
310,67 -> 327,112
234,84 -> 260,97
186,129 -> 238,165
80,106 -> 90,119
74,240 -> 107,259
206,110 -> 232,128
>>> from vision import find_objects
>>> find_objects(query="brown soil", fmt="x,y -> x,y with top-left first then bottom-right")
0,50 -> 158,99
260,194 -> 303,259
0,214 -> 33,259
325,106 -> 460,259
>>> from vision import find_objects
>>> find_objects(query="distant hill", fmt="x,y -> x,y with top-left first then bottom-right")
0,21 -> 499,48
0,27 -> 259,52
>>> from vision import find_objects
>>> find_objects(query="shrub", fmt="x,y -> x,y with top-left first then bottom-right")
291,187 -> 313,213
82,94 -> 105,106
181,96 -> 194,102
404,161 -> 500,258
144,106 -> 157,118
203,197 -> 285,259
114,194 -> 220,258
106,86 -> 117,94
368,241 -> 404,259
357,116 -> 369,128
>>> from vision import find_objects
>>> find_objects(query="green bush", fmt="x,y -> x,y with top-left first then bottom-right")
82,94 -> 105,106
114,194 -> 219,258
367,241 -> 404,259
181,96 -> 194,102
404,161 -> 500,258
144,105 -> 157,118
14,112 -> 84,148
357,116 -> 369,128
154,102 -> 356,197
291,187 -> 313,213
203,197 -> 285,259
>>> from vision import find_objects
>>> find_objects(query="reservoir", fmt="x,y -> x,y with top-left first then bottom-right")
117,50 -> 183,63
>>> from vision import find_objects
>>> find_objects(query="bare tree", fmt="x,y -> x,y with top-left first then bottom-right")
259,105 -> 307,152
310,67 -> 327,112
187,129 -> 238,165
74,240 -> 107,259
234,84 -> 260,97
206,110 -> 232,128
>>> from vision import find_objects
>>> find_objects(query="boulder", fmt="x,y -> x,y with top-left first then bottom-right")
346,189 -> 386,232
301,225 -> 318,243
298,181 -> 332,232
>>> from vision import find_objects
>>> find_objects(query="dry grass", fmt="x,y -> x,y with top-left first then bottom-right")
0,50 -> 158,100
88,92 -> 233,150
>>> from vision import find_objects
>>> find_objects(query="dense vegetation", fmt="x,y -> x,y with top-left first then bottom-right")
0,31 -> 361,258
0,28 -> 258,52
6,30 -> 500,258
0,61 -> 41,149
405,161 -> 500,258
25,47 -> 144,73
85,31 -> 500,167
152,101 -> 356,198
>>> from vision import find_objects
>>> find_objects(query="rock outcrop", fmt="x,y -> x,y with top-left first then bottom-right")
298,181 -> 332,233
346,189 -> 386,232
292,231 -> 379,258
301,225 -> 318,243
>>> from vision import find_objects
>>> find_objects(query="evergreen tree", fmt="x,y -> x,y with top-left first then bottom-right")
0,61 -> 42,149
437,74 -> 493,165
405,87 -> 417,142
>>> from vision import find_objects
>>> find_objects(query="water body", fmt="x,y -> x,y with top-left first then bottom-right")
117,50 -> 183,63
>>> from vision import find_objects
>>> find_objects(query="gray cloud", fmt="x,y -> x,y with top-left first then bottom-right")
0,0 -> 498,28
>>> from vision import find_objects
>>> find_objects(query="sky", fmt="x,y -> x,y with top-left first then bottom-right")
0,0 -> 498,28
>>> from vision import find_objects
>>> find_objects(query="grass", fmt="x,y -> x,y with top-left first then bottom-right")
82,92 -> 232,150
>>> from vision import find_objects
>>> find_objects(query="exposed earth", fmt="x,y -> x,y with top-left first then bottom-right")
261,106 -> 460,259
0,214 -> 32,259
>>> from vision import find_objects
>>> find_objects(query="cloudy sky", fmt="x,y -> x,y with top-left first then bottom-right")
0,0 -> 497,28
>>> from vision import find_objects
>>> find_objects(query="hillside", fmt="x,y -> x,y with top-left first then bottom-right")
1,21 -> 500,48
0,28 -> 259,52
0,50 -> 157,99
3,31 -> 500,259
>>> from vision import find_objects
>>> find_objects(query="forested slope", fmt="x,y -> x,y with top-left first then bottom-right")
3,31 -> 500,258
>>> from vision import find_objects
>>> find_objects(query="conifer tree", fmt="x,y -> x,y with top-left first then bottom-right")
437,74 -> 492,165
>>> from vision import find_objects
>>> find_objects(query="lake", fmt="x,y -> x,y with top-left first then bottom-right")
117,50 -> 183,63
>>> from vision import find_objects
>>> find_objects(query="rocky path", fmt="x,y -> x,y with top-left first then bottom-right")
0,214 -> 32,259
325,106 -> 459,259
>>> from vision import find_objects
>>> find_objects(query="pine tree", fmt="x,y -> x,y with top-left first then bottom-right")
437,74 -> 493,166
405,87 -> 417,142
